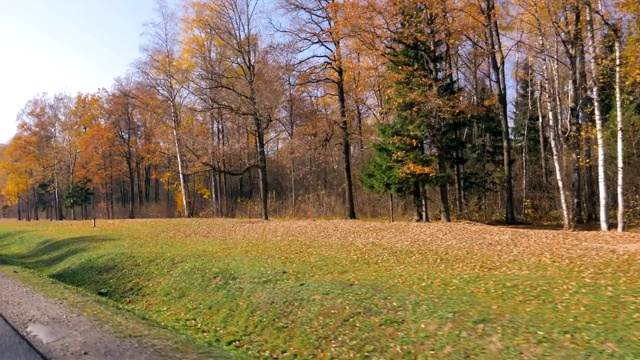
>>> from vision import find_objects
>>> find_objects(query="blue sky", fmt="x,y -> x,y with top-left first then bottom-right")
0,0 -> 158,143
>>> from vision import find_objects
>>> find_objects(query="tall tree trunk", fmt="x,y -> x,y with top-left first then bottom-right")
422,184 -> 430,222
578,31 -> 596,222
216,172 -> 223,216
568,57 -> 583,225
615,37 -> 624,231
290,155 -> 296,215
389,193 -> 394,223
144,165 -> 151,203
552,46 -> 566,145
33,186 -> 39,221
137,163 -> 144,208
543,86 -> 570,230
254,115 -> 269,221
127,160 -> 135,219
105,184 -> 111,220
438,153 -> 451,222
585,0 -> 608,231
455,150 -> 463,216
522,113 -> 528,215
172,121 -> 190,218
485,0 -> 515,224
110,176 -> 115,219
210,170 -> 216,215
413,182 -> 423,221
533,0 -> 570,229
536,93 -> 547,184
534,0 -> 569,229
154,167 -> 160,203
54,173 -> 62,220
356,104 -> 364,158
26,192 -> 31,221
337,65 -> 356,219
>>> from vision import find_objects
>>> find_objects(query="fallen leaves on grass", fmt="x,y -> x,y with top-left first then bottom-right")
0,219 -> 639,359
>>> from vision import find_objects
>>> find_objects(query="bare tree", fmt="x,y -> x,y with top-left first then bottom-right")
277,0 -> 357,219
183,0 -> 280,220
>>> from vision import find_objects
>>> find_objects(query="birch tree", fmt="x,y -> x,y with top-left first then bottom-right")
137,0 -> 191,218
584,0 -> 608,231
532,0 -> 570,229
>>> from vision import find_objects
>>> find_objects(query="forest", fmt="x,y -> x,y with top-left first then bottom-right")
1,0 -> 639,231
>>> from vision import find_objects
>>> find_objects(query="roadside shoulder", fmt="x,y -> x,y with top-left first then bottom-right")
0,266 -> 235,360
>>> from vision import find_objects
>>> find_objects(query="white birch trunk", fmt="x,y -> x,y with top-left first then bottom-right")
542,81 -> 570,230
585,0 -> 609,231
172,120 -> 189,218
615,39 -> 624,231
536,91 -> 547,184
552,46 -> 565,146
533,0 -> 569,229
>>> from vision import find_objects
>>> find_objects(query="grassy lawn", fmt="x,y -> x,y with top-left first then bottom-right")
0,219 -> 638,359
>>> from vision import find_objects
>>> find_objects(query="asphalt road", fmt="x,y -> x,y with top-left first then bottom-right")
0,315 -> 44,360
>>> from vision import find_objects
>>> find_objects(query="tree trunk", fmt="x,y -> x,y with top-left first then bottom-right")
33,186 -> 39,221
210,170 -> 217,215
522,111 -> 528,215
172,122 -> 190,218
579,32 -> 597,223
389,193 -> 394,223
534,0 -> 569,229
585,0 -> 608,231
413,182 -> 423,221
422,184 -> 430,222
55,174 -> 62,220
290,155 -> 296,215
568,55 -> 583,226
485,0 -> 515,224
615,37 -> 624,231
127,159 -> 135,219
438,153 -> 451,222
552,47 -> 566,145
455,150 -> 463,216
137,163 -> 144,208
356,104 -> 364,159
544,86 -> 570,230
105,184 -> 111,220
337,66 -> 356,219
536,93 -> 547,184
144,165 -> 151,203
254,115 -> 269,221
154,168 -> 160,203
110,177 -> 115,219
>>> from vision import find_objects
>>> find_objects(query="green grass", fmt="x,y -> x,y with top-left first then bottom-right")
0,219 -> 639,359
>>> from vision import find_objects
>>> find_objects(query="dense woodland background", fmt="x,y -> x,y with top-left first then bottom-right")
1,0 -> 639,230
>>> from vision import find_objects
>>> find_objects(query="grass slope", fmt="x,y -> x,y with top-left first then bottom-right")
0,219 -> 638,359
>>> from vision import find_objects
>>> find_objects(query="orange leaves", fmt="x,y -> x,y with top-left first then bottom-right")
0,138 -> 32,204
401,163 -> 436,176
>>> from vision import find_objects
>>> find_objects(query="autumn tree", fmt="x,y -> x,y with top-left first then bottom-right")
278,0 -> 357,219
182,0 -> 282,220
137,0 -> 192,218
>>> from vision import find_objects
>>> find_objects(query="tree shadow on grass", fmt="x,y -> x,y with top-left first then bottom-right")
0,230 -> 34,251
0,236 -> 114,271
0,234 -> 146,301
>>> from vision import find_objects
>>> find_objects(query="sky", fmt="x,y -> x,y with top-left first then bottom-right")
0,0 -> 158,144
